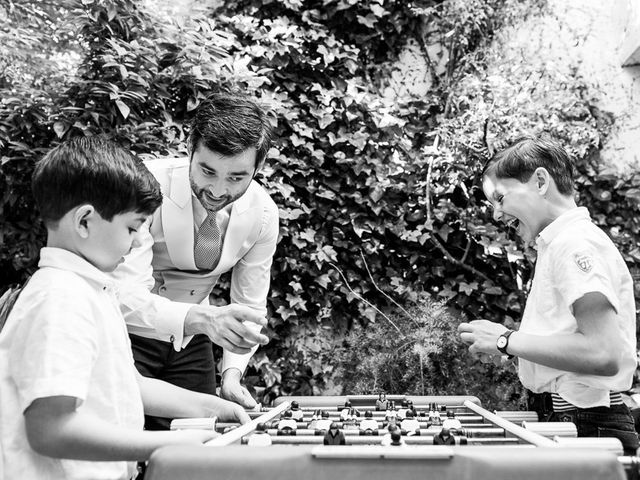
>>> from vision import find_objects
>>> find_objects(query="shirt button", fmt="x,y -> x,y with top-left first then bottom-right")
190,290 -> 195,296
170,335 -> 175,342
159,286 -> 166,293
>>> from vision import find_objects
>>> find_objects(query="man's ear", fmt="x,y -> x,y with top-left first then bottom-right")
73,204 -> 96,239
533,167 -> 551,195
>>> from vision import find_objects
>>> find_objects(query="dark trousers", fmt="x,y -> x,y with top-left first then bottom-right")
130,333 -> 217,431
528,391 -> 640,455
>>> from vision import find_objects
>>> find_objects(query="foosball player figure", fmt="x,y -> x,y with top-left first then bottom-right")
400,410 -> 421,436
384,401 -> 398,423
359,410 -> 380,435
406,399 -> 417,417
307,409 -> 319,430
376,392 -> 388,411
433,427 -> 455,445
397,399 -> 410,419
247,423 -> 272,446
290,400 -> 305,421
428,405 -> 442,426
380,424 -> 400,446
442,410 -> 462,432
323,422 -> 346,445
343,416 -> 358,430
389,431 -> 406,447
315,410 -> 333,433
339,401 -> 353,421
277,410 -> 298,435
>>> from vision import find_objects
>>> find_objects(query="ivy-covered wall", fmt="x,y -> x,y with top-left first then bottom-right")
1,0 -> 638,406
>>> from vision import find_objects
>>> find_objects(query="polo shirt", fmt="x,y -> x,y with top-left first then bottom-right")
519,207 -> 636,408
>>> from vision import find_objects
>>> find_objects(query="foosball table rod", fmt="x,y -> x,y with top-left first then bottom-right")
205,401 -> 291,446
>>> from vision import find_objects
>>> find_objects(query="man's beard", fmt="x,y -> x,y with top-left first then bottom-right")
190,179 -> 246,213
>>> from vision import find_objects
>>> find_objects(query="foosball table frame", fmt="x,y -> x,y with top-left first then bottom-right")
145,395 -> 640,480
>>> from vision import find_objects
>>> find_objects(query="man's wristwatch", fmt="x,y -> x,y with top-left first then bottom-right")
496,329 -> 515,359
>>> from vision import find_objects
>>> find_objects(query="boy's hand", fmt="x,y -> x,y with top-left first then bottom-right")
206,395 -> 251,424
220,368 -> 257,409
458,319 -> 508,356
184,304 -> 269,353
168,429 -> 219,445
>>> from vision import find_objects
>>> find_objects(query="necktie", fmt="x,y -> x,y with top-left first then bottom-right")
194,212 -> 222,270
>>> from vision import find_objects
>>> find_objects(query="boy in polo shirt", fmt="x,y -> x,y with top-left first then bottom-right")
0,137 -> 250,480
458,136 -> 639,454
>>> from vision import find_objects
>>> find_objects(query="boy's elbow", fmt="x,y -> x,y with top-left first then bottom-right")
591,354 -> 620,377
26,425 -> 57,457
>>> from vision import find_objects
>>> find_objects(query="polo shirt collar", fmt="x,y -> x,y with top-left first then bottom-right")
38,247 -> 116,289
536,207 -> 590,247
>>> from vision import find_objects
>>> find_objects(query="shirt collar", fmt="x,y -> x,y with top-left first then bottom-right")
38,247 -> 116,289
536,206 -> 590,247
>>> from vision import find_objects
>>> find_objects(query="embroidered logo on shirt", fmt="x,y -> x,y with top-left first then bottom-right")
573,253 -> 594,273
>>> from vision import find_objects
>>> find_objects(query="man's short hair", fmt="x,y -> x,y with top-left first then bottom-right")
482,135 -> 575,196
32,136 -> 162,226
188,92 -> 273,169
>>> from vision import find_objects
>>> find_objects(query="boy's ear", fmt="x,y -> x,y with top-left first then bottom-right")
74,204 -> 96,239
533,167 -> 551,195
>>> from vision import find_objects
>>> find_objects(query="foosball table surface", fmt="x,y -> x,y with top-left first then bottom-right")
145,395 -> 634,480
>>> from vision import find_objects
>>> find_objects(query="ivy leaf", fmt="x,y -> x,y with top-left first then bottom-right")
356,14 -> 377,28
115,99 -> 130,119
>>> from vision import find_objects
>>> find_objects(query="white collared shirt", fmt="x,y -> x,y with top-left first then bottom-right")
519,207 -> 637,408
0,248 -> 144,480
112,158 -> 279,375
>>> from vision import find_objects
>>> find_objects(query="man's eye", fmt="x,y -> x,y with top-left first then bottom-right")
229,177 -> 243,182
129,228 -> 138,234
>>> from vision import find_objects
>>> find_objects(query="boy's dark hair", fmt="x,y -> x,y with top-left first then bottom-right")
482,136 -> 575,196
32,136 -> 163,226
187,92 -> 273,169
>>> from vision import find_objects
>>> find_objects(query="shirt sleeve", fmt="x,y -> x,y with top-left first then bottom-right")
221,201 -> 279,374
110,220 -> 191,351
9,287 -> 99,412
552,239 -> 620,315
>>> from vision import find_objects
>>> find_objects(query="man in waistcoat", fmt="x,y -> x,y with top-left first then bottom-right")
113,92 -> 278,430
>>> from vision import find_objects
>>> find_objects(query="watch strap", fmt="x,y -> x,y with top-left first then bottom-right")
497,329 -> 515,358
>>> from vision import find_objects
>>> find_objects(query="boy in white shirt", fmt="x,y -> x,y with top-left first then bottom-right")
458,136 -> 639,454
0,137 -> 250,480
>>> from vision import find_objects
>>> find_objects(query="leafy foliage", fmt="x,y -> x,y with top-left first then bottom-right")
335,294 -> 523,409
1,0 -> 637,407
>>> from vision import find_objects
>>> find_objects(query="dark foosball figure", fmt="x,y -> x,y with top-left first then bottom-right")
323,422 -> 346,445
433,428 -> 456,445
389,431 -> 405,446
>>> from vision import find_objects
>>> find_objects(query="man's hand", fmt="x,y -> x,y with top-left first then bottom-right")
184,304 -> 269,353
458,319 -> 509,356
220,368 -> 257,409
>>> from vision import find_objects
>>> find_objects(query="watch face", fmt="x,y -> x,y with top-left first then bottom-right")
497,337 -> 507,349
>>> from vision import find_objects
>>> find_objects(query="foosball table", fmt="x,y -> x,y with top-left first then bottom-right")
145,395 -> 640,480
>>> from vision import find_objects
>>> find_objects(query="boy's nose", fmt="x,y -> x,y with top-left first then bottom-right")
131,235 -> 142,249
492,208 -> 502,222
